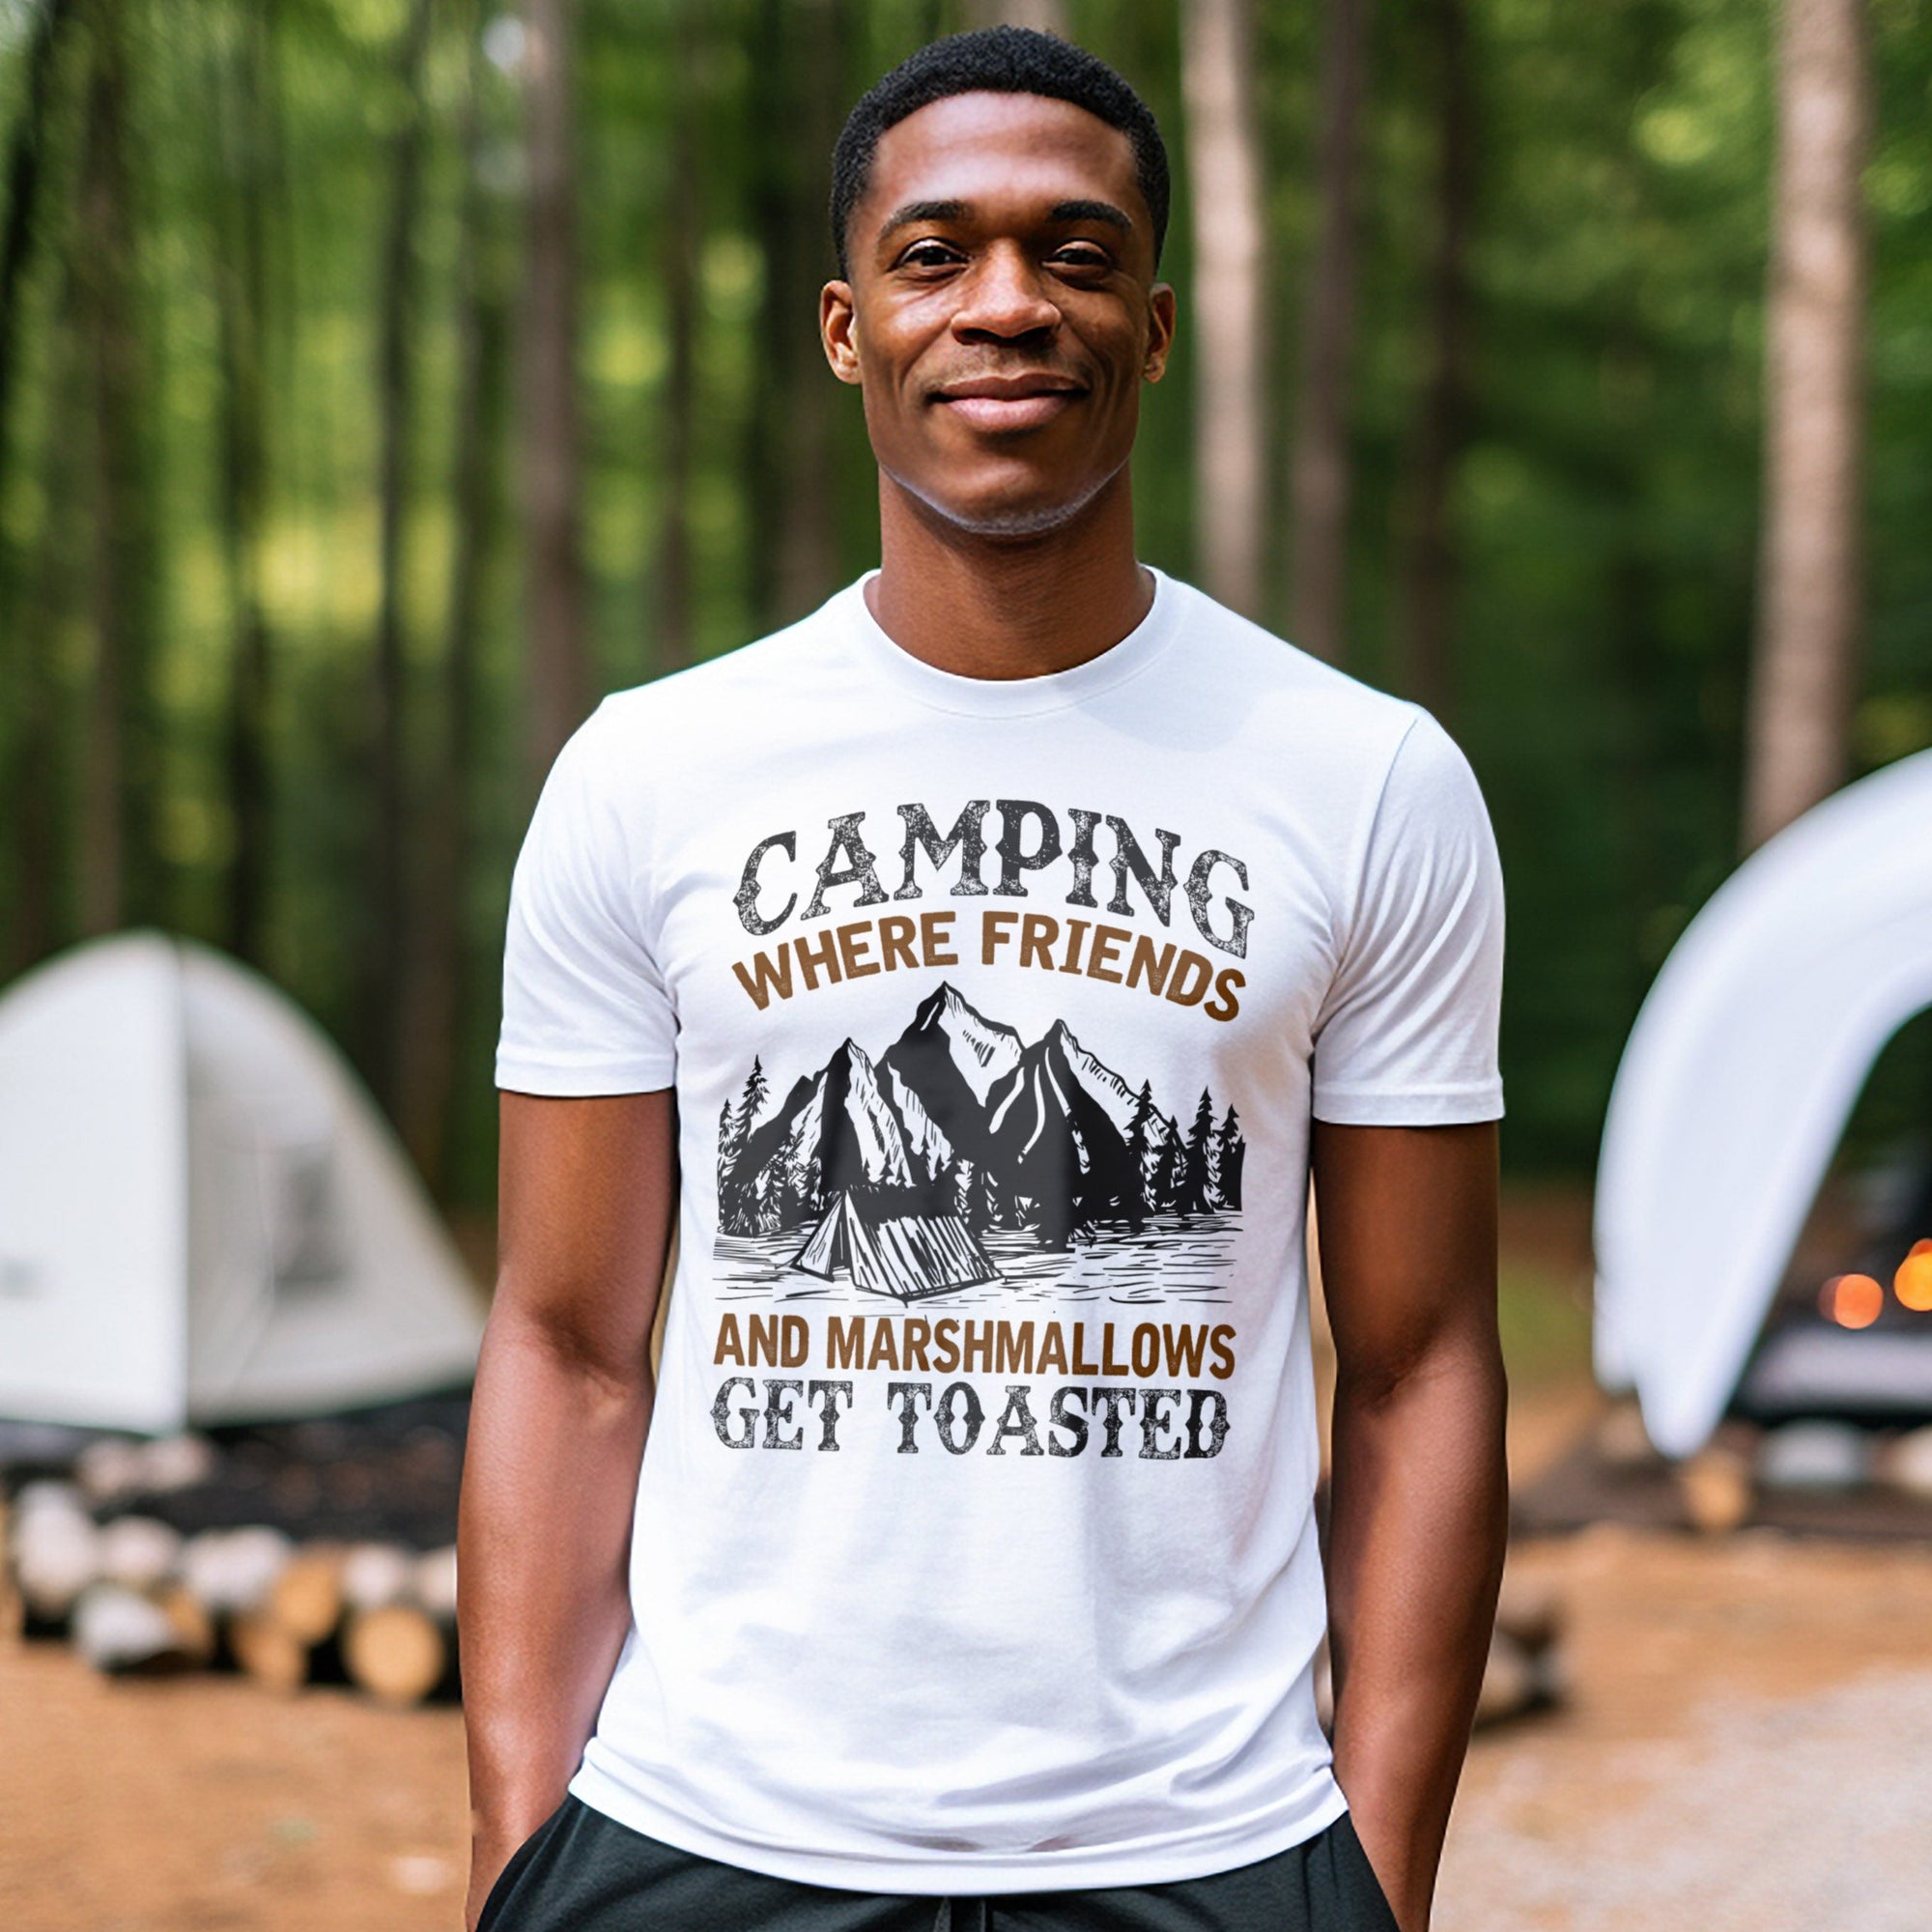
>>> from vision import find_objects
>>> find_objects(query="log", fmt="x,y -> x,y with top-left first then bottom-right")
12,1502 -> 100,1629
1679,1446 -> 1754,1534
228,1606 -> 312,1694
97,1515 -> 184,1592
1878,1425 -> 1932,1500
178,1525 -> 294,1618
269,1544 -> 348,1646
411,1544 -> 458,1621
13,1479 -> 87,1518
135,1433 -> 219,1494
340,1542 -> 415,1614
154,1581 -> 216,1666
71,1581 -> 200,1675
75,1436 -> 149,1505
344,1603 -> 450,1707
76,1433 -> 216,1503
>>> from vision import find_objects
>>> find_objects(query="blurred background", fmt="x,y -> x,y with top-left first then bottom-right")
1,0 -> 1930,1926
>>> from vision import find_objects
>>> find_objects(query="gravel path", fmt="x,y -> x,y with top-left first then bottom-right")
1441,1668 -> 1932,1932
1437,1528 -> 1932,1932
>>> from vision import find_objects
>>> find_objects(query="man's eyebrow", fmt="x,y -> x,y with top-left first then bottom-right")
875,197 -> 1136,242
876,198 -> 972,242
1046,199 -> 1133,235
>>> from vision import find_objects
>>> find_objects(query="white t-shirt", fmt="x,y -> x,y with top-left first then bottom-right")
496,564 -> 1505,1893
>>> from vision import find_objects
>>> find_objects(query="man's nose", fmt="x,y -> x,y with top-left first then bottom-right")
950,243 -> 1062,340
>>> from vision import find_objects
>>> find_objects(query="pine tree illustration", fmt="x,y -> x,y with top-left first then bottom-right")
1213,1104 -> 1245,1210
1124,1079 -> 1156,1188
1175,1089 -> 1216,1214
716,1057 -> 770,1235
1149,1121 -> 1182,1211
733,1057 -> 768,1146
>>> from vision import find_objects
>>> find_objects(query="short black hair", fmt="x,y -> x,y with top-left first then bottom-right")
829,26 -> 1170,281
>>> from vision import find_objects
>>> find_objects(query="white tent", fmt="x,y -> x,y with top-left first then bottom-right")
790,1189 -> 999,1301
1594,750 -> 1932,1457
0,932 -> 483,1434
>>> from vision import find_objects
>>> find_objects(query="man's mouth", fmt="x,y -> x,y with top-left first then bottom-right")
931,375 -> 1088,432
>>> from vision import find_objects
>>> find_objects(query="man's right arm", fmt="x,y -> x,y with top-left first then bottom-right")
457,1087 -> 678,1932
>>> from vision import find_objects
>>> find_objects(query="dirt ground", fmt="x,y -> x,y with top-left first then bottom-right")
1439,1527 -> 1932,1931
5,1191 -> 1928,1930
9,1509 -> 1929,1932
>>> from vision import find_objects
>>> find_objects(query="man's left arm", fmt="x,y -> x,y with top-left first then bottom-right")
1313,1115 -> 1508,1932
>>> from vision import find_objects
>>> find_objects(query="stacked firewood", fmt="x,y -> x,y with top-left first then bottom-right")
0,1397 -> 468,1706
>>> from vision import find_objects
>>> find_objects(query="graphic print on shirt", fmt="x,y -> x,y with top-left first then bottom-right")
702,795 -> 1256,1461
711,981 -> 1246,1306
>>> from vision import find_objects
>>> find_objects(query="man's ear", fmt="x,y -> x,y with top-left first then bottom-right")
1142,281 -> 1178,384
821,281 -> 863,385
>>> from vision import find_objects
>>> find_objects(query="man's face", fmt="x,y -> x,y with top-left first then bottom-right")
822,91 -> 1177,538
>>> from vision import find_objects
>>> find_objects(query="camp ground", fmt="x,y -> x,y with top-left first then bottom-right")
0,931 -> 483,1435
788,1185 -> 1001,1300
1519,748 -> 1932,1537
0,934 -> 479,1702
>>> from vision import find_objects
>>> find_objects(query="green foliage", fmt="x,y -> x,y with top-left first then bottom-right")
0,0 -> 1927,1206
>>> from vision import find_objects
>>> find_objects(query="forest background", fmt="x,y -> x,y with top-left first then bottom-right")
0,0 -> 1924,1214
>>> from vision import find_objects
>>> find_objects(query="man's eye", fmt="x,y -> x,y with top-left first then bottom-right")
1055,247 -> 1111,270
901,242 -> 957,269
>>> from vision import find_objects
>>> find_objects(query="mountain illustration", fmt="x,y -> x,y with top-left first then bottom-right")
715,982 -> 1244,1260
984,1021 -> 1150,1245
720,1036 -> 956,1236
877,982 -> 1023,1173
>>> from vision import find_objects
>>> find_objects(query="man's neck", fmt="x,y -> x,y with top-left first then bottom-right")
865,468 -> 1153,681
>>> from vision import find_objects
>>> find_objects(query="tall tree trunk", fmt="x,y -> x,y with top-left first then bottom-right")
1396,0 -> 1474,719
1744,0 -> 1869,849
749,0 -> 841,635
522,0 -> 590,779
1287,0 -> 1374,664
395,0 -> 504,1188
0,0 -> 76,480
75,0 -> 150,938
652,6 -> 700,673
0,0 -> 80,970
368,0 -> 435,1106
212,2 -> 276,966
1181,0 -> 1265,618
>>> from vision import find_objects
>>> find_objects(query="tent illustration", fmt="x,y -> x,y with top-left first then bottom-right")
788,1188 -> 999,1302
1593,749 -> 1932,1457
0,932 -> 484,1434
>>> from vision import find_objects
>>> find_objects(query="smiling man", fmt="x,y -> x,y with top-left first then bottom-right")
462,27 -> 1507,1932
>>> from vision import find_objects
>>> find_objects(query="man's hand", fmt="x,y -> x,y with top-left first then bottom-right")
458,1089 -> 678,1930
1313,1118 -> 1507,1932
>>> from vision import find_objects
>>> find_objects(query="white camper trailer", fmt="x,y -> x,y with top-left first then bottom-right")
1594,750 -> 1932,1458
0,932 -> 483,1435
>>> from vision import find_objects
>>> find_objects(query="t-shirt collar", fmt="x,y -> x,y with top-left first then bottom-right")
839,564 -> 1182,718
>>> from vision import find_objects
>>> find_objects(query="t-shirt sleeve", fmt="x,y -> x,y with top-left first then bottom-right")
1309,708 -> 1505,1124
495,704 -> 677,1095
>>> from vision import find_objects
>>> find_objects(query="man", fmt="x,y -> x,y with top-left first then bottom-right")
463,26 -> 1506,1932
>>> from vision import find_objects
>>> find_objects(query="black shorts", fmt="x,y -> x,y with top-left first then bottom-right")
477,1797 -> 1401,1932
